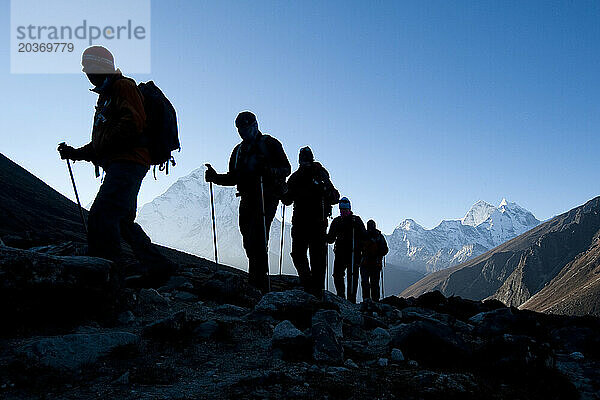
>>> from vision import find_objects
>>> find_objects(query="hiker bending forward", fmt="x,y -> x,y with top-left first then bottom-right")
282,146 -> 339,296
326,197 -> 366,303
205,111 -> 291,293
360,219 -> 388,301
57,46 -> 175,284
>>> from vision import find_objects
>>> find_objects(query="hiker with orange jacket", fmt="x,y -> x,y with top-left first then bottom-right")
58,46 -> 176,285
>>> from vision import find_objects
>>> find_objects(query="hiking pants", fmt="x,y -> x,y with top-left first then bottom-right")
88,161 -> 169,269
360,263 -> 382,301
333,249 -> 361,303
290,221 -> 327,294
239,195 -> 278,293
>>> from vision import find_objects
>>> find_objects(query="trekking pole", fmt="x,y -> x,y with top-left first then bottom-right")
209,181 -> 218,264
64,157 -> 87,234
326,243 -> 329,291
381,256 -> 386,298
350,224 -> 355,301
278,204 -> 285,275
259,176 -> 271,292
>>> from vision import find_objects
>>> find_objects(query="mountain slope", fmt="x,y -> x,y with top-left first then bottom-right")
0,153 -> 87,244
137,166 -> 295,274
386,199 -> 540,273
521,233 -> 600,316
401,196 -> 600,315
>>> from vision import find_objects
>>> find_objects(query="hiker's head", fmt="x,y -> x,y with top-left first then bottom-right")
339,197 -> 351,216
81,46 -> 116,87
367,219 -> 376,231
235,111 -> 258,142
299,146 -> 314,167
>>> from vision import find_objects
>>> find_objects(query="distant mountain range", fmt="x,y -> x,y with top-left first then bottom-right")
136,167 -> 542,297
401,196 -> 600,317
0,152 -> 598,317
386,199 -> 541,273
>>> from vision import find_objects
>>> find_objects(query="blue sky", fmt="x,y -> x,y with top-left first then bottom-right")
1,0 -> 599,233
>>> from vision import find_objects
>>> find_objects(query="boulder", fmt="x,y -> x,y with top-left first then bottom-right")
142,311 -> 189,340
255,290 -> 320,329
0,246 -> 116,329
322,291 -> 363,326
381,295 -> 412,309
312,321 -> 344,364
173,291 -> 198,302
117,311 -> 136,325
213,304 -> 251,317
158,276 -> 194,292
474,334 -> 555,370
17,332 -> 139,371
28,241 -> 86,256
469,307 -> 539,337
199,270 -> 262,307
391,348 -> 405,362
415,290 -> 448,308
271,320 -> 311,360
368,327 -> 391,349
138,288 -> 169,307
195,320 -> 220,340
312,310 -> 343,340
550,326 -> 600,357
390,319 -> 471,367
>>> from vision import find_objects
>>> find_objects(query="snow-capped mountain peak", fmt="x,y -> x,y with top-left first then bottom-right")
387,199 -> 540,274
397,219 -> 424,232
462,200 -> 496,227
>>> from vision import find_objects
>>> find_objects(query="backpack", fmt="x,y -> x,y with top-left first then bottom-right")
255,135 -> 288,199
138,81 -> 180,178
313,165 -> 339,217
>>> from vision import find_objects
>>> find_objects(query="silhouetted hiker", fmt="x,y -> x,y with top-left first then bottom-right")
326,197 -> 366,303
360,219 -> 388,301
282,146 -> 340,296
57,46 -> 177,285
205,111 -> 291,293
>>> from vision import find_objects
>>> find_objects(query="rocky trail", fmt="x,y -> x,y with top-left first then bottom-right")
1,242 -> 599,400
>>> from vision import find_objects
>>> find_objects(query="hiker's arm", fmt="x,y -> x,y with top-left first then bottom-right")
326,219 -> 338,244
280,174 -> 295,206
267,139 -> 291,179
76,142 -> 97,162
95,81 -> 146,154
207,147 -> 238,186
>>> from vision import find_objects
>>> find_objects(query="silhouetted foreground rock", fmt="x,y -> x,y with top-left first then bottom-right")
16,332 -> 139,371
0,246 -> 117,331
1,242 -> 598,400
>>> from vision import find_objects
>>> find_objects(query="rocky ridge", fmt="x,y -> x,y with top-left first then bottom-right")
1,243 -> 599,399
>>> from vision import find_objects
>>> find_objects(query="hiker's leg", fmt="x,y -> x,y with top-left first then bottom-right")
239,197 -> 275,292
332,253 -> 347,299
239,199 -> 259,288
291,224 -> 312,290
118,164 -> 173,272
360,264 -> 371,301
308,224 -> 327,293
87,163 -> 133,261
371,267 -> 381,301
348,253 -> 360,303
